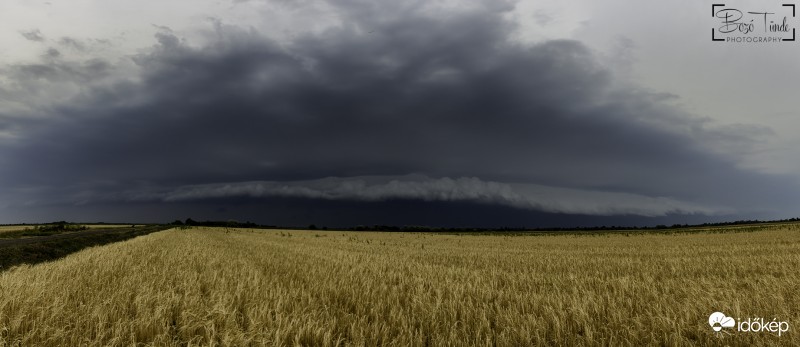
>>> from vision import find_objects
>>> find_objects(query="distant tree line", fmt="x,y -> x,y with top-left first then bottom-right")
34,221 -> 88,232
170,219 -> 268,229
167,217 -> 800,232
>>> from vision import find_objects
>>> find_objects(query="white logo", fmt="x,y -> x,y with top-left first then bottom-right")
709,311 -> 790,336
709,312 -> 735,332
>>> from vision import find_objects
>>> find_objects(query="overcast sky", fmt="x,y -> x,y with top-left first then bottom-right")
1,0 -> 799,227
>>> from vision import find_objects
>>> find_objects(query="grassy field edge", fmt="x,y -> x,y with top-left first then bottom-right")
0,225 -> 172,271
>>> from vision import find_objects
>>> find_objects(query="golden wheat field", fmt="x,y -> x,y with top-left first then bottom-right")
0,226 -> 26,235
1,225 -> 799,346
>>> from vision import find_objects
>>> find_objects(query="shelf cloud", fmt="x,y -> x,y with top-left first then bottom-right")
155,176 -> 730,217
0,0 -> 797,225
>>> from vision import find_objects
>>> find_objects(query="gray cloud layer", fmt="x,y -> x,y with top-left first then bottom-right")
155,176 -> 729,217
0,0 -> 796,224
19,29 -> 45,42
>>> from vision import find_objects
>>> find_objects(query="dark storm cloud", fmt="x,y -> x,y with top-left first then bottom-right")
44,48 -> 61,59
54,175 -> 720,217
3,53 -> 111,86
532,10 -> 554,26
20,29 -> 45,42
58,37 -> 87,51
0,0 -> 796,223
156,176 -> 726,217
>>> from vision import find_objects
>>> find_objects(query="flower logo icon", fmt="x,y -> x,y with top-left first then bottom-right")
709,312 -> 736,332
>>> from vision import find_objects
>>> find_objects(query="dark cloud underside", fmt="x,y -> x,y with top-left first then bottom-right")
0,0 -> 796,225
19,29 -> 45,42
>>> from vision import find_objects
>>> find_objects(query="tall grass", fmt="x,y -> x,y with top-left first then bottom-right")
1,225 -> 799,346
0,227 -> 26,235
0,224 -> 132,236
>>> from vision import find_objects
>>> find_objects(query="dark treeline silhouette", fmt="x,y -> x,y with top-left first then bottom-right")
171,219 -> 267,229
34,221 -> 88,232
168,217 -> 800,233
